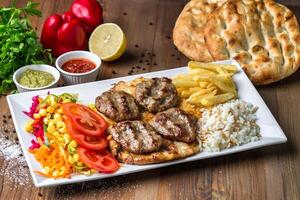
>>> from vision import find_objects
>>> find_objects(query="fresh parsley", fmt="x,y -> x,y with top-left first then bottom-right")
0,1 -> 52,94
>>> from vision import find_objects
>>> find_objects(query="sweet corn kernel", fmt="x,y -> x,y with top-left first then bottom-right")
69,140 -> 78,148
76,162 -> 83,167
51,101 -> 58,109
52,170 -> 59,177
68,147 -> 76,154
38,109 -> 47,117
47,125 -> 56,134
47,106 -> 55,113
73,154 -> 79,162
58,126 -> 67,134
33,113 -> 41,119
56,108 -> 63,114
44,166 -> 50,174
53,113 -> 62,121
53,131 -> 61,138
49,139 -> 55,145
68,156 -> 75,164
48,120 -> 55,127
58,137 -> 64,143
60,166 -> 66,172
58,169 -> 67,176
63,134 -> 71,144
25,120 -> 34,132
43,117 -> 49,125
63,99 -> 71,103
81,170 -> 92,176
56,121 -> 64,129
67,145 -> 76,154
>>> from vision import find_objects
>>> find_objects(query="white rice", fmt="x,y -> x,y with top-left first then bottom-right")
198,99 -> 260,152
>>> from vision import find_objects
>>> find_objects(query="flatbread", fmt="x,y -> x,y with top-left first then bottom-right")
173,0 -> 300,85
205,0 -> 300,84
173,0 -> 227,62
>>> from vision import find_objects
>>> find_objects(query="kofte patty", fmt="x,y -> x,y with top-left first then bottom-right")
135,77 -> 178,113
150,108 -> 197,143
108,120 -> 163,154
95,90 -> 140,122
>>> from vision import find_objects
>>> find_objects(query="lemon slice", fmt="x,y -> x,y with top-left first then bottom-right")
89,23 -> 127,61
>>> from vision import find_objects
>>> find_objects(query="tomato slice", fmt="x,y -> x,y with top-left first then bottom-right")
77,147 -> 119,173
62,103 -> 107,136
65,119 -> 108,151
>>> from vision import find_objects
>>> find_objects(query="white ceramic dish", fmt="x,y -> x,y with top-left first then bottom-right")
55,50 -> 101,85
7,60 -> 287,187
12,64 -> 60,93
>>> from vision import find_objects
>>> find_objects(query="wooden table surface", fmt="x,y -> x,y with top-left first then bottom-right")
1,0 -> 300,199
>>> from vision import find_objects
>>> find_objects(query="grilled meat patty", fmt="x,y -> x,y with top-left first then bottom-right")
150,108 -> 197,143
135,77 -> 178,113
95,90 -> 140,122
108,120 -> 163,154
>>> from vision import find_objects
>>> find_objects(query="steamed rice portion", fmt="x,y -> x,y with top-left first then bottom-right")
199,99 -> 260,152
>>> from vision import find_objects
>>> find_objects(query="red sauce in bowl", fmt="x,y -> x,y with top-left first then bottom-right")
62,59 -> 96,73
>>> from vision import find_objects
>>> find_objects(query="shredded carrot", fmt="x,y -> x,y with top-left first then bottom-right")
35,171 -> 56,178
46,133 -> 72,178
29,133 -> 73,179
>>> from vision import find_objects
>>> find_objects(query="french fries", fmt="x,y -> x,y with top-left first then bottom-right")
201,93 -> 235,107
173,61 -> 238,107
173,80 -> 199,88
188,61 -> 238,73
187,89 -> 218,105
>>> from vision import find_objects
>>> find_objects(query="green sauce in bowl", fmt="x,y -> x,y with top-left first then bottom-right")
19,69 -> 55,88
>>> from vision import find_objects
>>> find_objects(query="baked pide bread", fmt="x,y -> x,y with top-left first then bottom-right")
173,0 -> 226,62
95,78 -> 201,165
173,0 -> 300,85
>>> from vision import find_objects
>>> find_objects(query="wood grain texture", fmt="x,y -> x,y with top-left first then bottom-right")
0,0 -> 300,199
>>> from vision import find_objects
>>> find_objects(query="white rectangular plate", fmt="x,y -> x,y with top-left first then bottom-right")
7,60 -> 287,187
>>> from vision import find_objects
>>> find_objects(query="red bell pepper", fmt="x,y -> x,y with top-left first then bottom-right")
70,0 -> 103,34
41,13 -> 87,57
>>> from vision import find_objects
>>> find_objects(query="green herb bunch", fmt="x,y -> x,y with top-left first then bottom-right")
0,1 -> 52,94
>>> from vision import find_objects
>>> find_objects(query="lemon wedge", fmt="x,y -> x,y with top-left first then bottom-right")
89,23 -> 127,61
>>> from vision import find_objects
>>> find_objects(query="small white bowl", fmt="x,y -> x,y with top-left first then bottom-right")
13,64 -> 60,93
55,51 -> 101,85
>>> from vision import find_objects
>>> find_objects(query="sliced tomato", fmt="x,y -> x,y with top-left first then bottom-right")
77,147 -> 119,173
65,119 -> 107,151
62,103 -> 107,136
